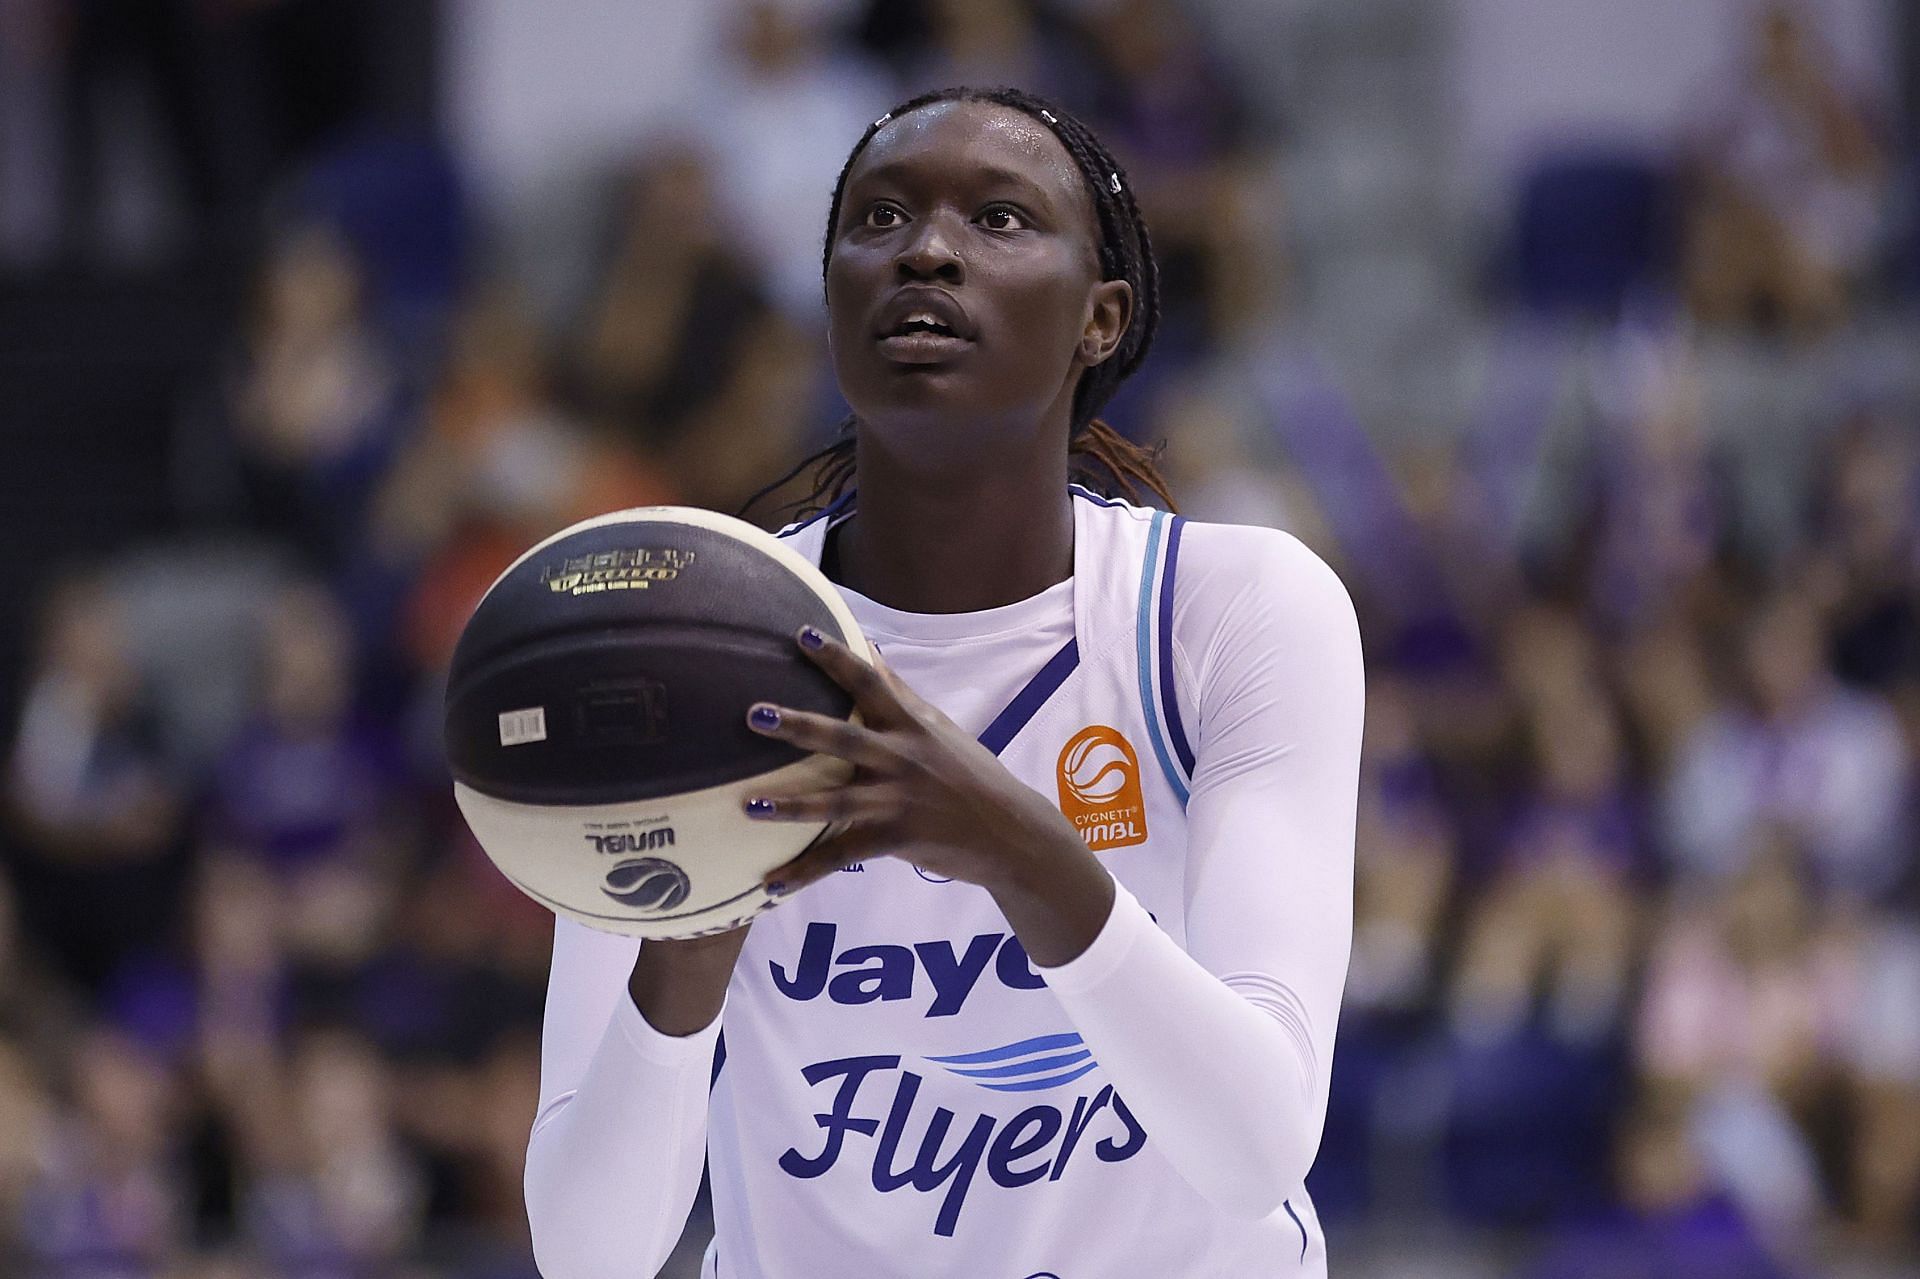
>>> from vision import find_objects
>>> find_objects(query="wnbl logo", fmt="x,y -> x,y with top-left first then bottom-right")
584,828 -> 675,854
1055,726 -> 1147,851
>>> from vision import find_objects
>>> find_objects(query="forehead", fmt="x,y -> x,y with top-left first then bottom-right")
848,100 -> 1091,216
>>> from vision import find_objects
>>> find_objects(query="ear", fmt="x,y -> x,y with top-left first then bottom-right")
1078,279 -> 1133,368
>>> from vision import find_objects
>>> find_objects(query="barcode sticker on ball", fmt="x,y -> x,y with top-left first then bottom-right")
499,707 -> 547,747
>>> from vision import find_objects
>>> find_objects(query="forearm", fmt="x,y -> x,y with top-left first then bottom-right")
629,928 -> 749,1036
1037,880 -> 1326,1218
985,821 -> 1115,967
525,989 -> 717,1277
526,929 -> 739,1278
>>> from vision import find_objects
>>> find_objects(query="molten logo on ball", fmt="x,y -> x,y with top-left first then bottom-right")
1055,725 -> 1148,851
602,858 -> 692,911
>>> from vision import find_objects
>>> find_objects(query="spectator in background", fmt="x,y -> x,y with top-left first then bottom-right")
0,876 -> 62,1250
1661,588 -> 1910,899
1450,667 -> 1641,1046
1681,2 -> 1889,335
559,144 -> 818,512
1814,412 -> 1920,733
1839,916 -> 1920,1243
234,1027 -> 424,1272
203,583 -> 418,1039
1636,842 -> 1837,1243
0,1038 -> 53,1258
1526,1095 -> 1798,1279
1613,604 -> 1721,792
206,584 -> 401,879
3,575 -> 187,998
563,146 -> 771,438
229,222 -> 412,568
1078,0 -> 1270,366
48,0 -> 223,264
693,0 -> 895,323
1586,337 -> 1724,634
19,1028 -> 187,1270
379,286 -> 675,694
1347,678 -> 1454,1017
856,0 -> 1090,117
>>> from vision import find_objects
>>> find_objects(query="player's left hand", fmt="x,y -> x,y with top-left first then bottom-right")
742,625 -> 1088,896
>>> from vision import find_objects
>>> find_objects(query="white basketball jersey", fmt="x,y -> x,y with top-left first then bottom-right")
697,487 -> 1326,1277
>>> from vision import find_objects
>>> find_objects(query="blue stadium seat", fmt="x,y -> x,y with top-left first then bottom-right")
1510,152 -> 1673,318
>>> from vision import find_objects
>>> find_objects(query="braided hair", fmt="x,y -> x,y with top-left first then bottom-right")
743,86 -> 1175,521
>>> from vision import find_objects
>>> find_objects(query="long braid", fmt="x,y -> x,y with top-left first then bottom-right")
1073,419 -> 1175,509
742,86 -> 1174,523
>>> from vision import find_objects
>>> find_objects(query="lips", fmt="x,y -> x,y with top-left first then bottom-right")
874,289 -> 974,364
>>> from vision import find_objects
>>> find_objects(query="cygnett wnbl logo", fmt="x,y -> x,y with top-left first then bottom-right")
1056,726 -> 1147,851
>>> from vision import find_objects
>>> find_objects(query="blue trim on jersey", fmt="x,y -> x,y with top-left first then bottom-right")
1067,482 -> 1128,509
711,1030 -> 727,1089
1283,1199 -> 1308,1260
927,1031 -> 1084,1064
977,637 -> 1080,757
1135,511 -> 1191,805
774,488 -> 857,539
1157,515 -> 1195,777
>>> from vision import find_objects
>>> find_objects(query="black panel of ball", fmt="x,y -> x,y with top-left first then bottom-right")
444,517 -> 854,806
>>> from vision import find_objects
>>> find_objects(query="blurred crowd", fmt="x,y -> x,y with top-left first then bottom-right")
1,0 -> 1917,1275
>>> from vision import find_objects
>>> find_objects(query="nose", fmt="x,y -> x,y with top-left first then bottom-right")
894,213 -> 964,284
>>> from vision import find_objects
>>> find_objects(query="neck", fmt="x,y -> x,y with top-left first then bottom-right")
829,426 -> 1074,613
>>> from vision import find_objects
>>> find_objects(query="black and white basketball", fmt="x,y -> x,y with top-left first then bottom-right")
444,507 -> 868,939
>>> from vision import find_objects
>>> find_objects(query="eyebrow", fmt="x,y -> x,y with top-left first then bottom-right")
851,159 -> 1066,212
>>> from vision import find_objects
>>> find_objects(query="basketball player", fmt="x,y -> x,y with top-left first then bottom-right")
524,88 -> 1362,1277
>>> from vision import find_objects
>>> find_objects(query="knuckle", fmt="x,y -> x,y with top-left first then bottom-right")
898,741 -> 938,778
850,660 -> 888,697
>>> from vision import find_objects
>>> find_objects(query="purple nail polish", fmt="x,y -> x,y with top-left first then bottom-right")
745,797 -> 776,817
749,704 -> 780,730
765,880 -> 788,897
798,626 -> 825,650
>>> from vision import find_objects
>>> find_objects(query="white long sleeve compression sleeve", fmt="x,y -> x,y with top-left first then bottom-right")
1037,525 -> 1362,1217
523,921 -> 717,1279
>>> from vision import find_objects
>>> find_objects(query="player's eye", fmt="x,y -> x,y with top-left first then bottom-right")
979,205 -> 1029,232
864,203 -> 905,229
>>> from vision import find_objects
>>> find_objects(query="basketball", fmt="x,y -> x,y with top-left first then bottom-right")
444,507 -> 870,939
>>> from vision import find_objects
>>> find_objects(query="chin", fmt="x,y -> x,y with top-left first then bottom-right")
848,391 -> 1039,467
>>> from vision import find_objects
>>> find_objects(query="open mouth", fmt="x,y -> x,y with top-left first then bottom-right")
873,292 -> 974,365
889,312 -> 958,339
877,312 -> 972,364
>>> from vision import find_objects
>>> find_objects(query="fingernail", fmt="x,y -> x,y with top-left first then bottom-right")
748,704 -> 780,731
745,797 -> 776,817
798,625 -> 825,650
